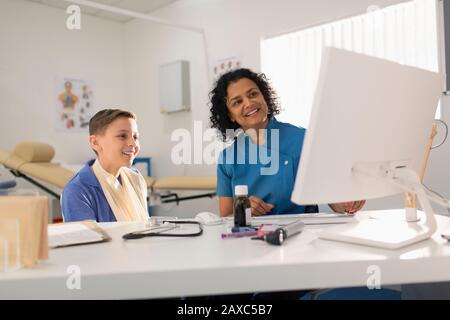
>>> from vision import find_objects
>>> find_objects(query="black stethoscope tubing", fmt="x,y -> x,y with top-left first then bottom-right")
122,220 -> 203,240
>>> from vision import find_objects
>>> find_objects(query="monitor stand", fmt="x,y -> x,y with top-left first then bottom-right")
317,167 -> 437,250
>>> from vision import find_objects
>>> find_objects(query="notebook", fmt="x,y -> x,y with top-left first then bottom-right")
48,220 -> 111,248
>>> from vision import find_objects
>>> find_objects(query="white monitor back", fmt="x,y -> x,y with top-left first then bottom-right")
292,47 -> 443,205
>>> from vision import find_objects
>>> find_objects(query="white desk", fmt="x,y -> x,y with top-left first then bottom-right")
2,210 -> 450,299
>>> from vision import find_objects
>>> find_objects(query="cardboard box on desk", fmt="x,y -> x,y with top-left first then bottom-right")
0,196 -> 48,267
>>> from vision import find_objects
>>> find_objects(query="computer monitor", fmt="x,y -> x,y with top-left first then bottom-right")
291,47 -> 443,249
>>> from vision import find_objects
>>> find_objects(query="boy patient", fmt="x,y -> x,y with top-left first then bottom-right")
61,109 -> 149,222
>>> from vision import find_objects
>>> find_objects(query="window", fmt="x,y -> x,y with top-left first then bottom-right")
261,0 -> 440,128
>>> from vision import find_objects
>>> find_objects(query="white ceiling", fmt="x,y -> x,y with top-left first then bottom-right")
25,0 -> 180,23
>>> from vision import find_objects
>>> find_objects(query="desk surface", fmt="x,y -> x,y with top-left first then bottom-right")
2,210 -> 450,299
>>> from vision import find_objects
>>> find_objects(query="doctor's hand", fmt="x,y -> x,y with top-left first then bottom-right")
328,200 -> 366,214
249,196 -> 274,216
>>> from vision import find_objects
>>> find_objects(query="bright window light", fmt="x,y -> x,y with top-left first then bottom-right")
261,0 -> 441,128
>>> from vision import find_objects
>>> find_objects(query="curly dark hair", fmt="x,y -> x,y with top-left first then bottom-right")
209,68 -> 281,141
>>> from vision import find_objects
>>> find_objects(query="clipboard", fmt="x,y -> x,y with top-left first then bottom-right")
48,220 -> 111,249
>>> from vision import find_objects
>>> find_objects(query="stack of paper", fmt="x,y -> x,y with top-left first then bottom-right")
0,196 -> 48,268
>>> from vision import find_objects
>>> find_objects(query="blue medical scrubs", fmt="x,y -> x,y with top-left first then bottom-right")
61,159 -> 117,222
217,117 -> 313,215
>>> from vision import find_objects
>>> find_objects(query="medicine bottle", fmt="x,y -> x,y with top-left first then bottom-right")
234,185 -> 251,227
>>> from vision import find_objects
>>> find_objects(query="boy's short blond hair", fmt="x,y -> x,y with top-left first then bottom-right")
89,109 -> 136,136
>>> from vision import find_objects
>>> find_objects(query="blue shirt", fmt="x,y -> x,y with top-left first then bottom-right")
61,159 -> 117,222
217,117 -> 311,215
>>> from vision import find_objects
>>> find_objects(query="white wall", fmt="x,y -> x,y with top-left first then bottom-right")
0,0 -> 126,164
123,4 -> 214,217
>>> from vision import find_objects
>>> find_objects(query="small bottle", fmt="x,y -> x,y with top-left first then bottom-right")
234,185 -> 251,227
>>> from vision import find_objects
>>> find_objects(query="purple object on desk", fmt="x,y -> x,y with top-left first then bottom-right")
221,231 -> 258,239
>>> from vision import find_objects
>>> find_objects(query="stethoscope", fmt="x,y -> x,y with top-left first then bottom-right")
122,220 -> 203,240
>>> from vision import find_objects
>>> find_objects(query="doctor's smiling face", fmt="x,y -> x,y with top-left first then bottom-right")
89,109 -> 140,176
226,78 -> 269,132
209,68 -> 281,142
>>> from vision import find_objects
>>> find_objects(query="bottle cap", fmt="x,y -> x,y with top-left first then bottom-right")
235,185 -> 248,196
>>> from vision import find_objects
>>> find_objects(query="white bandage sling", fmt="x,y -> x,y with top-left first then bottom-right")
92,159 -> 149,222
